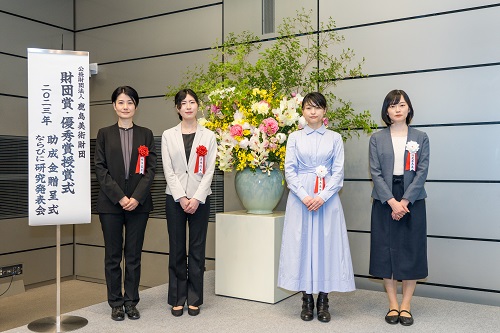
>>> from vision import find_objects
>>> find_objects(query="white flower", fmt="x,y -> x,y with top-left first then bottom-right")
233,111 -> 244,123
276,133 -> 286,144
239,138 -> 249,148
208,87 -> 235,101
198,118 -> 208,127
242,122 -> 251,130
251,101 -> 270,115
298,116 -> 307,128
315,165 -> 328,178
294,93 -> 304,104
405,141 -> 419,153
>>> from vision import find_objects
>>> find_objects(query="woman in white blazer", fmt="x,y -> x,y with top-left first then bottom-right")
161,89 -> 216,317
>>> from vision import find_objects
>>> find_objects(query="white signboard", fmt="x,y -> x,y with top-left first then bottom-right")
28,49 -> 90,226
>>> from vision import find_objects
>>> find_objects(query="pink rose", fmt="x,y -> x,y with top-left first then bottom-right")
229,124 -> 243,137
259,117 -> 279,135
323,117 -> 329,126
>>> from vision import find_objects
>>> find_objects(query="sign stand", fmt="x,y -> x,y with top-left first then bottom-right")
27,226 -> 88,333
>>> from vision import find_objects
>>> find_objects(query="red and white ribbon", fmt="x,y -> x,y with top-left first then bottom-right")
314,165 -> 327,194
404,141 -> 420,172
194,145 -> 208,175
135,145 -> 149,174
405,152 -> 418,171
314,176 -> 325,194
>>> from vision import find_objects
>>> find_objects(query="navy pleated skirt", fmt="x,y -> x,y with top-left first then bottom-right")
369,175 -> 428,280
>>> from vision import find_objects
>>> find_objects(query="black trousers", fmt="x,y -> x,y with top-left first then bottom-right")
166,195 -> 210,307
99,211 -> 149,308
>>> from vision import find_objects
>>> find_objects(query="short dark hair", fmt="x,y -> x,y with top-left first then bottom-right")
381,89 -> 414,126
174,89 -> 199,121
111,86 -> 139,107
302,92 -> 327,110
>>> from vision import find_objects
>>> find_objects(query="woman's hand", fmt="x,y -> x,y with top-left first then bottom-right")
123,198 -> 139,211
119,196 -> 130,208
388,198 -> 410,220
302,195 -> 324,211
184,198 -> 200,214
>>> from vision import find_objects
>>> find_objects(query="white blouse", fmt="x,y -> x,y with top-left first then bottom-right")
392,136 -> 407,175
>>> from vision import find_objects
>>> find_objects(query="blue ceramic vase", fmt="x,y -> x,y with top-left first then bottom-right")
234,168 -> 285,214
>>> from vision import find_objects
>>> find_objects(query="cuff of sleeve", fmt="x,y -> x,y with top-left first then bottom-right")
297,188 -> 308,201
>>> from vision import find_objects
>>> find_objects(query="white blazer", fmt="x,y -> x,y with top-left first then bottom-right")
161,123 -> 217,204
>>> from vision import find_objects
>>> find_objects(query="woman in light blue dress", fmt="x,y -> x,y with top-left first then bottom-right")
278,92 -> 355,323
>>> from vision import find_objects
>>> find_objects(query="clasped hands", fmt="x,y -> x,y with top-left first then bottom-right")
119,196 -> 139,211
179,196 -> 200,214
388,198 -> 410,221
302,195 -> 325,212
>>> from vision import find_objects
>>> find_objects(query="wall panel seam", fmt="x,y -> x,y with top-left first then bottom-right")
0,243 -> 73,256
75,2 -> 223,33
347,230 -> 500,243
0,9 -> 73,32
331,3 -> 500,32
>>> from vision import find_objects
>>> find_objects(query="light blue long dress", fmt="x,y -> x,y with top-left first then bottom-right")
277,125 -> 355,294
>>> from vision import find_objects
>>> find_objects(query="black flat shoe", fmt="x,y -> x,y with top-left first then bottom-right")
316,293 -> 331,323
385,309 -> 399,324
188,306 -> 200,316
111,306 -> 125,321
399,310 -> 414,326
124,304 -> 140,320
171,307 -> 184,317
300,294 -> 314,321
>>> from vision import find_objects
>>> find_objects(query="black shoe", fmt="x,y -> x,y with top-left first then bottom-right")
317,293 -> 331,323
171,306 -> 184,317
300,294 -> 314,321
385,309 -> 400,324
124,304 -> 140,320
399,310 -> 414,326
188,306 -> 200,316
111,306 -> 125,321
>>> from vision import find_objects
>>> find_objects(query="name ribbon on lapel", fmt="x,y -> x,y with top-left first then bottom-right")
405,141 -> 419,171
136,145 -> 149,174
314,165 -> 327,194
194,145 -> 208,175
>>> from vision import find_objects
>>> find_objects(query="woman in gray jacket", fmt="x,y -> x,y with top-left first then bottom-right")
369,89 -> 430,327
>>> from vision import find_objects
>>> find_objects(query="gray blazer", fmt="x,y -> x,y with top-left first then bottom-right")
369,126 -> 430,204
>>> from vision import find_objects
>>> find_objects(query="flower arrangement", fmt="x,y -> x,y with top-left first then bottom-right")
199,86 -> 305,172
167,9 -> 376,173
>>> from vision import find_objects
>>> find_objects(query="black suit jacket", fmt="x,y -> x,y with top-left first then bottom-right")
94,123 -> 157,213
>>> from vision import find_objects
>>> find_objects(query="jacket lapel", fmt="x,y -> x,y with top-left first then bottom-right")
129,125 -> 140,175
188,125 -> 204,170
111,124 -> 127,178
174,123 -> 189,170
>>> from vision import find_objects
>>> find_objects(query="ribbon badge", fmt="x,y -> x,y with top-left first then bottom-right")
405,141 -> 419,171
195,145 -> 208,175
135,145 -> 149,174
314,165 -> 328,194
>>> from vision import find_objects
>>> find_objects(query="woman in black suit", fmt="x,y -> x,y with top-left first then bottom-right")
369,90 -> 430,326
94,86 -> 157,321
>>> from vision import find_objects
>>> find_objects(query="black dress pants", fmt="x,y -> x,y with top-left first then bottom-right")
99,211 -> 149,308
166,195 -> 210,307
